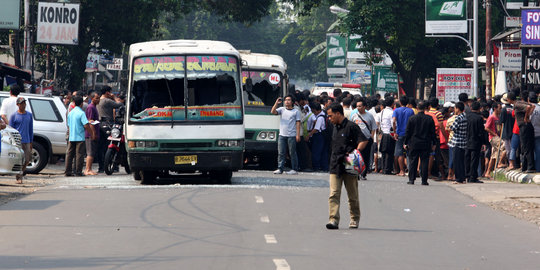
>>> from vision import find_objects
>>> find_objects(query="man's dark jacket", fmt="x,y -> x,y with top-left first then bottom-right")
466,111 -> 488,150
404,111 -> 437,150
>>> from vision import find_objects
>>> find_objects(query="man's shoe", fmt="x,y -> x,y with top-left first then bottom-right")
286,170 -> 298,175
349,220 -> 359,229
360,175 -> 367,180
273,169 -> 283,174
64,173 -> 73,177
407,181 -> 414,185
468,179 -> 483,183
421,182 -> 429,186
326,221 -> 339,230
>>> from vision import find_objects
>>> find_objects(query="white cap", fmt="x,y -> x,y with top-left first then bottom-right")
443,101 -> 455,108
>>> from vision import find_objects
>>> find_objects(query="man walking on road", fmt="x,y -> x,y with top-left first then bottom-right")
449,102 -> 468,184
65,96 -> 95,176
271,95 -> 301,175
325,103 -> 368,230
9,97 -> 33,184
404,101 -> 437,185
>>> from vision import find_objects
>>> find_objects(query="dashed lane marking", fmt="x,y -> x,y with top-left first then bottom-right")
255,195 -> 264,203
260,215 -> 270,223
265,234 -> 277,244
273,259 -> 290,270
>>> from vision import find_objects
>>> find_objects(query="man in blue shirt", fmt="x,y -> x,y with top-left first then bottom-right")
392,96 -> 414,176
65,96 -> 95,176
9,97 -> 33,184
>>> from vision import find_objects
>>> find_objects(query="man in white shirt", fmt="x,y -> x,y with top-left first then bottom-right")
350,99 -> 377,179
271,95 -> 301,175
377,97 -> 396,174
1,85 -> 22,125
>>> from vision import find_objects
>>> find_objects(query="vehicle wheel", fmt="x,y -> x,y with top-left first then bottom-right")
211,171 -> 232,184
104,149 -> 117,175
25,142 -> 48,174
124,164 -> 131,174
133,170 -> 142,181
140,170 -> 157,185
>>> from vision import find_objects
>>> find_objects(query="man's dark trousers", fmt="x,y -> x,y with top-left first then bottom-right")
65,141 -> 86,175
408,148 -> 429,183
465,147 -> 481,182
453,147 -> 466,183
519,123 -> 535,171
360,138 -> 373,178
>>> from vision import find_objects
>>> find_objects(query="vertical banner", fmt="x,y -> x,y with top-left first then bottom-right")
373,67 -> 398,93
37,2 -> 80,45
0,0 -> 20,30
436,68 -> 473,102
326,33 -> 347,75
425,0 -> 467,33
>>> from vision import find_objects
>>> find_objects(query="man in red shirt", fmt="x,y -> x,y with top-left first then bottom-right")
484,103 -> 502,178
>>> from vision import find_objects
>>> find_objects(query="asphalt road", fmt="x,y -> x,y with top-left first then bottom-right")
1,171 -> 540,269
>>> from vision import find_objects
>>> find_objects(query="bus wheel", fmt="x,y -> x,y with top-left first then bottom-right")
211,171 -> 232,184
133,170 -> 142,181
140,170 -> 157,185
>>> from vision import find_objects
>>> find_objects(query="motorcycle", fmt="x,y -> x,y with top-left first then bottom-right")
104,108 -> 131,175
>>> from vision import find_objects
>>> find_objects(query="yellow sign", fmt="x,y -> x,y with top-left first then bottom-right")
175,155 -> 197,165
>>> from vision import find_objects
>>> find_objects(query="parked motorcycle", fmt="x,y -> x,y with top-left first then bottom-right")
104,108 -> 130,175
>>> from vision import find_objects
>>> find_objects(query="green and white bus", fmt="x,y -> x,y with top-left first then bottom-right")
126,40 -> 244,184
240,51 -> 288,168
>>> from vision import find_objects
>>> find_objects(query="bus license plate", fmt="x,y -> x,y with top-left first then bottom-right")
175,155 -> 197,165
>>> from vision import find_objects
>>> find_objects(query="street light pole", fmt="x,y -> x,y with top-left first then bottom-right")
473,0 -> 479,98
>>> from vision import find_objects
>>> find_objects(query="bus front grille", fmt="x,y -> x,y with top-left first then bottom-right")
245,131 -> 256,140
161,142 -> 213,149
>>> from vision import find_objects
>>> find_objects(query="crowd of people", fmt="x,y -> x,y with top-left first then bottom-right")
272,87 -> 540,183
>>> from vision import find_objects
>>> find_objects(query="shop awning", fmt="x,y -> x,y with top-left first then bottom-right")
0,62 -> 31,81
491,28 -> 521,42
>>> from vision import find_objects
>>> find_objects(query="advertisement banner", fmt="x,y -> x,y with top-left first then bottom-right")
507,0 -> 537,9
373,67 -> 398,93
37,2 -> 80,45
436,68 -> 473,102
106,58 -> 123,71
0,0 -> 20,30
499,49 -> 521,71
525,55 -> 540,85
522,9 -> 540,46
425,0 -> 467,34
326,33 -> 347,75
347,35 -> 364,59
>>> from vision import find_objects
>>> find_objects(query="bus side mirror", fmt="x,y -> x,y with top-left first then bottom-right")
245,78 -> 253,92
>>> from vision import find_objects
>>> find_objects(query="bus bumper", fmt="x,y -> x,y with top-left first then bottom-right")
245,140 -> 277,155
128,151 -> 243,172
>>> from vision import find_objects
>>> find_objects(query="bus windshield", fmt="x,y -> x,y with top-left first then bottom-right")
242,70 -> 283,107
130,55 -> 242,122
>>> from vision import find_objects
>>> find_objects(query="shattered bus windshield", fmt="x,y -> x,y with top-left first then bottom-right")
130,55 -> 242,122
242,71 -> 282,107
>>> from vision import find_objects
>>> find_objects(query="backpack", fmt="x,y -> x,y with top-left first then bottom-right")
313,114 -> 332,142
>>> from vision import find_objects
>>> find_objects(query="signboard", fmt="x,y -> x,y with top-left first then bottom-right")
85,52 -> 99,72
373,67 -> 398,93
37,2 -> 80,45
350,70 -> 372,84
507,0 -> 537,9
505,16 -> 521,28
0,0 -> 20,30
106,58 -> 123,71
436,68 -> 473,102
525,55 -> 540,85
499,49 -> 522,71
522,9 -> 540,46
425,0 -> 467,34
326,33 -> 347,75
347,35 -> 364,59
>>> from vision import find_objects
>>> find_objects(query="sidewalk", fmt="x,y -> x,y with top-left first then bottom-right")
494,168 -> 540,184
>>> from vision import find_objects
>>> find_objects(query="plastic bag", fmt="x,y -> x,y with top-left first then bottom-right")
344,149 -> 366,175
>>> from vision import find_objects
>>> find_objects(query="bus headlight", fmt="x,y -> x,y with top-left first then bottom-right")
268,132 -> 276,140
217,140 -> 243,147
258,132 -> 267,140
128,140 -> 158,148
257,131 -> 276,141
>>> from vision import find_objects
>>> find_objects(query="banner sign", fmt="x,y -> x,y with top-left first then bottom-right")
505,16 -> 521,28
0,0 -> 20,30
37,2 -> 79,45
436,68 -> 473,102
85,52 -> 99,72
373,67 -> 398,93
347,35 -> 364,59
507,0 -> 537,9
326,33 -> 347,75
521,9 -> 540,46
425,0 -> 467,34
106,58 -> 123,71
499,49 -> 522,71
525,55 -> 540,85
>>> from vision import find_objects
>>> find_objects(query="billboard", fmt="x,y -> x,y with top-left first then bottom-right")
373,67 -> 398,93
522,9 -> 540,46
37,2 -> 80,45
507,0 -> 537,9
0,0 -> 20,30
436,68 -> 473,102
425,0 -> 467,34
326,33 -> 347,75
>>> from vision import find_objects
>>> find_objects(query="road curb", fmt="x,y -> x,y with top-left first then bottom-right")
494,169 -> 540,184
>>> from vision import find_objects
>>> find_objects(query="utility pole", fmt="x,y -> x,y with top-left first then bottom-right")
485,0 -> 492,98
473,0 -> 479,98
522,1 -> 529,92
23,0 -> 31,71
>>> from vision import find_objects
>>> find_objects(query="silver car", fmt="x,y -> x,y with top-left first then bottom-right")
0,126 -> 25,175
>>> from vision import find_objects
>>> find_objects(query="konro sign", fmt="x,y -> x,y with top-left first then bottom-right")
525,56 -> 540,85
37,2 -> 80,45
521,9 -> 540,46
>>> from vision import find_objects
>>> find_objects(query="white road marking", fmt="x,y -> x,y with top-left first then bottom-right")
260,215 -> 270,223
273,259 -> 290,270
265,234 -> 277,244
255,195 -> 264,203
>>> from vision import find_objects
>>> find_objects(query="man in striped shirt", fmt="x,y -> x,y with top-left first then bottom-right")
449,102 -> 468,184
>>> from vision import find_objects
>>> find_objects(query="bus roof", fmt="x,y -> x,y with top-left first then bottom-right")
129,40 -> 240,59
239,51 -> 287,73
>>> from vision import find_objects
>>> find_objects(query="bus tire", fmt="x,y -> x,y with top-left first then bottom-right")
140,170 -> 157,185
211,171 -> 232,184
133,170 -> 142,181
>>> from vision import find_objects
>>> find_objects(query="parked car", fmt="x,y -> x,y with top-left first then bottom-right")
0,92 -> 67,174
0,126 -> 25,175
